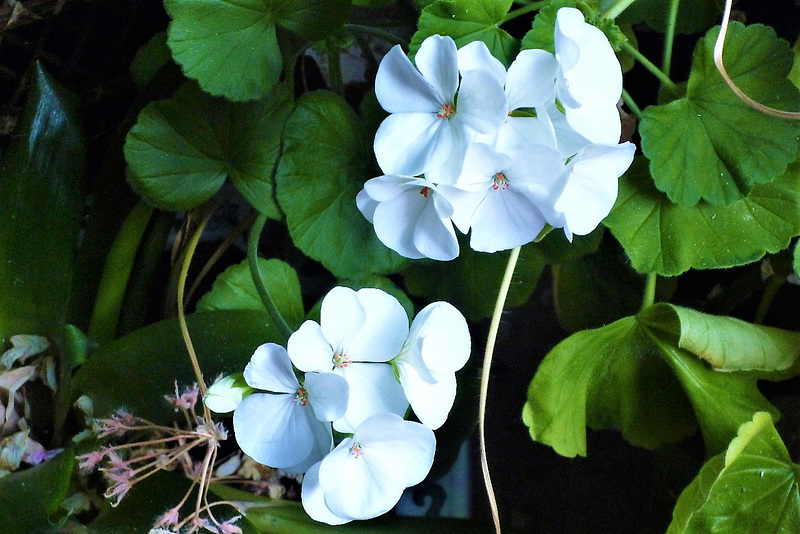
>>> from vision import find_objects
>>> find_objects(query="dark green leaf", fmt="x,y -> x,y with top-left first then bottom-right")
125,82 -> 291,215
620,0 -> 720,35
338,276 -> 415,320
130,31 -> 172,91
640,23 -> 800,206
0,64 -> 85,344
410,0 -> 519,67
668,412 -> 800,533
73,311 -> 285,423
0,450 -> 75,533
197,259 -> 305,330
165,0 -> 351,101
275,90 -> 408,279
604,157 -> 800,276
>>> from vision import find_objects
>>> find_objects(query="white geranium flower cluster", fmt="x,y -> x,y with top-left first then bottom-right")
205,286 -> 470,525
357,7 -> 635,260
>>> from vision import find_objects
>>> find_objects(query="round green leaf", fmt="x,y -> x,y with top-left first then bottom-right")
275,90 -> 408,279
410,0 -> 519,67
197,258 -> 305,330
124,82 -> 291,215
619,0 -> 720,35
604,157 -> 800,276
165,0 -> 350,101
640,23 -> 800,207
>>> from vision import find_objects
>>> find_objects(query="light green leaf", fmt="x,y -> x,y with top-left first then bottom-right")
795,240 -> 800,279
521,0 -> 626,53
125,82 -> 291,215
641,303 -> 800,376
640,23 -> 800,207
73,311 -> 286,424
410,0 -> 519,67
604,157 -> 800,276
523,309 -> 779,457
0,64 -> 85,345
619,0 -> 720,35
275,90 -> 408,279
165,0 -> 351,101
668,412 -> 800,533
197,259 -> 304,330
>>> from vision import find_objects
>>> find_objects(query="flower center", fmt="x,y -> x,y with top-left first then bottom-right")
333,353 -> 352,368
293,387 -> 309,406
492,172 -> 509,190
436,104 -> 454,119
350,442 -> 364,458
419,186 -> 430,198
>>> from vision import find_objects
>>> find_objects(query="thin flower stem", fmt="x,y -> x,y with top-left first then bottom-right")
622,88 -> 642,119
177,209 -> 215,399
344,24 -> 408,48
621,41 -> 680,94
640,273 -> 657,313
327,40 -> 344,96
479,245 -> 521,534
662,0 -> 680,77
498,1 -> 547,25
248,213 -> 293,340
103,434 -> 193,451
601,0 -> 636,19
754,276 -> 783,325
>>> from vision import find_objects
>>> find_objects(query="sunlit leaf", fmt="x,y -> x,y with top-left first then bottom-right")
640,23 -> 800,206
125,82 -> 291,215
604,158 -> 800,276
275,90 -> 408,279
521,0 -> 626,53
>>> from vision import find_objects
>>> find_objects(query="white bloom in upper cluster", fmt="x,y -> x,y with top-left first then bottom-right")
360,7 -> 635,258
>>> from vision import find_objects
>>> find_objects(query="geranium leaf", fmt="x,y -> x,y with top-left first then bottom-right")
603,157 -> 800,276
125,82 -> 291,215
73,311 -> 286,424
523,309 -> 779,457
640,23 -> 800,207
619,0 -> 719,35
0,64 -> 85,344
275,90 -> 408,279
794,241 -> 800,279
641,303 -> 800,377
165,0 -> 350,101
668,412 -> 800,533
410,0 -> 519,67
197,259 -> 305,330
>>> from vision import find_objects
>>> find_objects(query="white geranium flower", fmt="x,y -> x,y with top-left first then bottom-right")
392,302 -> 470,429
554,7 -> 622,145
233,343 -> 348,473
287,287 -> 410,433
374,34 -> 507,183
203,374 -> 252,413
553,142 -> 636,239
301,413 -> 436,524
357,174 -> 459,261
441,142 -> 565,253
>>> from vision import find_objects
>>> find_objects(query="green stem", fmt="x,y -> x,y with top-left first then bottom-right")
479,245 -> 521,534
754,276 -> 783,325
499,1 -> 547,25
621,41 -> 680,94
622,88 -> 642,119
662,0 -> 680,77
327,40 -> 344,96
344,24 -> 408,48
87,202 -> 154,344
640,273 -> 657,313
601,0 -> 637,19
248,213 -> 293,340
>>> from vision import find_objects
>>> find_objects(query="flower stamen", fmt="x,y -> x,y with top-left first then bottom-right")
419,187 -> 430,198
293,387 -> 309,406
436,104 -> 454,119
333,353 -> 352,368
350,442 -> 365,458
492,173 -> 509,191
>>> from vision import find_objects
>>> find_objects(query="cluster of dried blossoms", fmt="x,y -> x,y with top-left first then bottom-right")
77,382 -> 290,533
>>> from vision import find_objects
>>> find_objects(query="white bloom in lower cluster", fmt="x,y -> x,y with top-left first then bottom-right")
233,344 -> 348,473
301,413 -> 436,525
287,287 -> 410,433
392,302 -> 470,429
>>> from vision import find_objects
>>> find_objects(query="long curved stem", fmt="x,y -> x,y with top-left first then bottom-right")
248,213 -> 293,340
601,0 -> 636,19
662,0 -> 680,78
479,246 -> 521,534
621,41 -> 680,94
499,1 -> 547,25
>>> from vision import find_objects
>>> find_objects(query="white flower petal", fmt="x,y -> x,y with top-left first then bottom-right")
233,392 -> 316,468
506,49 -> 557,109
422,122 -> 472,184
554,7 -> 584,72
454,68 -> 507,134
468,188 -> 545,252
332,363 -> 408,433
363,174 -> 418,201
320,287 -> 367,357
397,366 -> 456,430
344,288 -> 409,363
456,41 -> 506,86
413,195 -> 460,261
415,35 -> 459,104
356,188 -> 378,223
284,417 -> 335,474
495,113 -> 557,155
372,183 -> 429,260
305,371 -> 349,422
288,321 -> 334,373
564,102 -> 621,146
374,112 -> 452,177
545,103 -> 591,157
301,462 -> 351,525
375,45 -> 442,114
408,302 -> 471,375
243,343 -> 298,393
